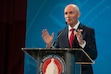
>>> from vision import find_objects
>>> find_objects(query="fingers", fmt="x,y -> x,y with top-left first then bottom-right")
42,29 -> 54,39
51,32 -> 54,38
76,29 -> 83,37
76,29 -> 83,39
42,29 -> 49,38
76,29 -> 83,33
75,29 -> 85,45
42,29 -> 48,35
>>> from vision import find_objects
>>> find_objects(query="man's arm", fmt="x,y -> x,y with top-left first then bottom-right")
76,28 -> 97,60
83,29 -> 97,60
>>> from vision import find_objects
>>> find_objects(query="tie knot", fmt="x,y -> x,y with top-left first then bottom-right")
70,28 -> 74,31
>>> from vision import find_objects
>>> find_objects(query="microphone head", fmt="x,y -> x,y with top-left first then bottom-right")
65,22 -> 67,24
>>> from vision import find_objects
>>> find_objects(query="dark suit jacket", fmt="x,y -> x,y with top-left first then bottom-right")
55,23 -> 97,74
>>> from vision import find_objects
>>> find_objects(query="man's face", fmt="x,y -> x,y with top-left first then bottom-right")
64,5 -> 80,26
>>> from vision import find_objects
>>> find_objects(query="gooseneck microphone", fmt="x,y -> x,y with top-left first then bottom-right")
51,30 -> 64,48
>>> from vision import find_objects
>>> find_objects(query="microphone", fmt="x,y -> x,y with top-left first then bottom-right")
51,30 -> 64,47
66,22 -> 67,24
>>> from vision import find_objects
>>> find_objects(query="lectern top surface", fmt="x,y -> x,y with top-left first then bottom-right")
22,48 -> 94,64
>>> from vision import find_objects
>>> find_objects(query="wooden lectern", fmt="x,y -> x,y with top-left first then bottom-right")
22,48 -> 94,74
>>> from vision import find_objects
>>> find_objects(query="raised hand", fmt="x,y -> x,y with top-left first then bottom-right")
75,29 -> 85,45
42,29 -> 54,48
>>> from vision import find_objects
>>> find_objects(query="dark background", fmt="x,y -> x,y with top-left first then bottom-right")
0,0 -> 26,74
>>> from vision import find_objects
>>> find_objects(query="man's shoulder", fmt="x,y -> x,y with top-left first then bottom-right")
79,23 -> 94,31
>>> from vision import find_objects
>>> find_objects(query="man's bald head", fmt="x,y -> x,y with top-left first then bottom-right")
65,4 -> 80,12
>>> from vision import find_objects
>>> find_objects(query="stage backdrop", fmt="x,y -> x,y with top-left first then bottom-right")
25,0 -> 111,74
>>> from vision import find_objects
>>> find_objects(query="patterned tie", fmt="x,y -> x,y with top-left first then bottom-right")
69,28 -> 74,48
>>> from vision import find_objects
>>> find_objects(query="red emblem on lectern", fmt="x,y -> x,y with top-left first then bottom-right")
40,55 -> 65,74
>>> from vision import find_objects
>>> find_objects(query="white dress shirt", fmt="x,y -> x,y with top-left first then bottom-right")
68,21 -> 86,48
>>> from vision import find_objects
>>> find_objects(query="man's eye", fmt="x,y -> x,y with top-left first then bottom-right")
69,12 -> 73,14
65,12 -> 67,14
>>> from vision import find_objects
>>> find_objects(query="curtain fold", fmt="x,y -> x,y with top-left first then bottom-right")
0,0 -> 27,74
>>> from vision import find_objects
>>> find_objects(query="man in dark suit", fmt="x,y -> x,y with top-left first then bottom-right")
42,4 -> 97,74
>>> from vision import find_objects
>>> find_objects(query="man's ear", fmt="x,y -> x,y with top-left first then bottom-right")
78,12 -> 80,18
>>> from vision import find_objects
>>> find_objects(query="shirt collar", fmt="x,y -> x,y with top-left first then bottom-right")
68,21 -> 80,31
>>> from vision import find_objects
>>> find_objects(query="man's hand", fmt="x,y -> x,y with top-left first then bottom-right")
42,29 -> 54,48
75,29 -> 85,45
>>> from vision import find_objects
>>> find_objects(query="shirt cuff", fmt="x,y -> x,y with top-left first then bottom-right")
79,40 -> 86,48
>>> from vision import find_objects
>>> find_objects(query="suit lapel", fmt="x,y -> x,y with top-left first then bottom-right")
73,35 -> 79,47
63,27 -> 70,48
